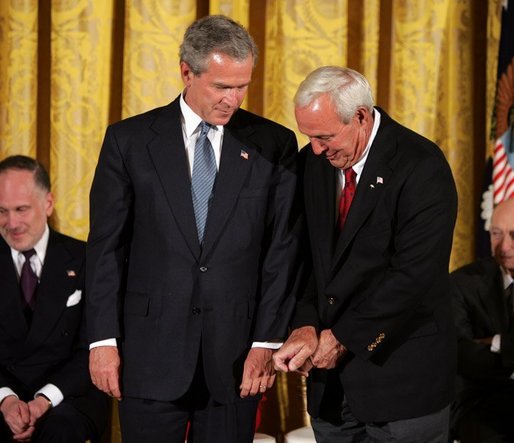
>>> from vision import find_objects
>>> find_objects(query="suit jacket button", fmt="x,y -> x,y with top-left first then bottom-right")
327,297 -> 336,305
199,266 -> 208,272
192,307 -> 201,315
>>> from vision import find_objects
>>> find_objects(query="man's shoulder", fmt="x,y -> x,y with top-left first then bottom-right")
49,229 -> 86,255
228,108 -> 295,136
451,257 -> 499,282
108,98 -> 179,134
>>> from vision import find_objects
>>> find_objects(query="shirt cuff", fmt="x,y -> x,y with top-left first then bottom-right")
251,341 -> 283,350
0,387 -> 18,405
35,384 -> 63,407
89,338 -> 117,350
490,334 -> 501,353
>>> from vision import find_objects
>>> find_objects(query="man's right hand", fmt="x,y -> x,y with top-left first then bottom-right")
273,326 -> 318,376
89,346 -> 122,400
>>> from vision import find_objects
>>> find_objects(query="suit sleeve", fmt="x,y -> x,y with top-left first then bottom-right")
333,152 -> 457,360
451,275 -> 514,378
86,125 -> 133,343
250,129 -> 304,342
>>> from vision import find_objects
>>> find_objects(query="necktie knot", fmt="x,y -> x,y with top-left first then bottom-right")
22,249 -> 36,261
199,121 -> 212,136
344,167 -> 356,183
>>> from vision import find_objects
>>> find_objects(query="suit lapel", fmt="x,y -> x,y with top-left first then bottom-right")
147,99 -> 201,259
0,241 -> 28,338
201,126 -> 255,257
477,260 -> 509,332
330,111 -> 396,274
26,232 -> 75,346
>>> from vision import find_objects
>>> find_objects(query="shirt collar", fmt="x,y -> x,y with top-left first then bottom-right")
346,108 -> 381,179
10,224 -> 50,264
501,266 -> 514,290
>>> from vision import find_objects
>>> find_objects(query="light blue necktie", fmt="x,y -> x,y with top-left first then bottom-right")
191,121 -> 217,243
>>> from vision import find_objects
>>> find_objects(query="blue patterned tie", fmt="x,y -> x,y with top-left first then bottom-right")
191,121 -> 217,243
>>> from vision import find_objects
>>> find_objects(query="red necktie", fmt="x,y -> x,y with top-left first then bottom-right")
337,168 -> 356,231
20,249 -> 38,311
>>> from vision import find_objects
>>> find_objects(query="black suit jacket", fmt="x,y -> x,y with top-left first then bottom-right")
0,230 -> 106,431
86,97 -> 301,403
450,257 -> 514,423
293,108 -> 458,423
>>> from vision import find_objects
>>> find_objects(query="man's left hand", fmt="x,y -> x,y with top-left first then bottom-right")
27,396 -> 52,427
310,329 -> 347,369
239,348 -> 276,398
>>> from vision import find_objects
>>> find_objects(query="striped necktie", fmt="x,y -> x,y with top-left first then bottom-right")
191,121 -> 217,243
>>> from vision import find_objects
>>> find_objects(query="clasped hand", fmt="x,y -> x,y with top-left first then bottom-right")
272,326 -> 347,376
0,395 -> 51,441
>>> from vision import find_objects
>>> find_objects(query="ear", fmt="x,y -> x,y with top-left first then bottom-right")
355,107 -> 371,126
180,61 -> 194,87
45,192 -> 55,217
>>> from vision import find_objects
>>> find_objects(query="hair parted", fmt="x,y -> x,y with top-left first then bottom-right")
179,15 -> 258,75
294,66 -> 374,123
0,155 -> 51,192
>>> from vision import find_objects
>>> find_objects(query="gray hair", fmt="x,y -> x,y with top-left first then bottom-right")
294,66 -> 374,123
0,155 -> 51,192
179,15 -> 258,75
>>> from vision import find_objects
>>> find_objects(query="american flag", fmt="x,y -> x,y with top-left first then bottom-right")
492,131 -> 514,204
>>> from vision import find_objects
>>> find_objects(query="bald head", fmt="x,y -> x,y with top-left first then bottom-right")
490,198 -> 514,276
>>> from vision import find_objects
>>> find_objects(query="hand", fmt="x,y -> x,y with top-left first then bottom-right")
310,329 -> 347,369
273,326 -> 318,375
0,396 -> 32,438
89,346 -> 122,400
27,396 -> 52,426
240,348 -> 276,398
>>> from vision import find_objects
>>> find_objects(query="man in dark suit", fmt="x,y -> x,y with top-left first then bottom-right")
450,197 -> 514,442
273,66 -> 458,442
0,155 -> 107,442
86,15 -> 301,443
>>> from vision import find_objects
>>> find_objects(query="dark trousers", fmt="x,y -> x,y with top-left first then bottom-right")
119,354 -> 259,443
312,396 -> 450,443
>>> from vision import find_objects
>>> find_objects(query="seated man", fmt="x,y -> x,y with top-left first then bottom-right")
450,197 -> 514,442
0,155 -> 108,442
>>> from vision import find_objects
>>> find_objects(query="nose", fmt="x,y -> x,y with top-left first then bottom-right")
310,138 -> 327,155
222,88 -> 241,107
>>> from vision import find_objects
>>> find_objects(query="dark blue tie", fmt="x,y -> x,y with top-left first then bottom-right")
191,121 -> 217,243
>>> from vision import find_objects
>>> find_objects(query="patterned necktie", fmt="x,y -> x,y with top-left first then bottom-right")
20,249 -> 38,311
191,121 -> 217,243
337,168 -> 357,231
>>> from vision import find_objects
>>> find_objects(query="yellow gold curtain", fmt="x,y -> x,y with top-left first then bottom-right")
0,0 -> 502,441
0,1 -> 38,159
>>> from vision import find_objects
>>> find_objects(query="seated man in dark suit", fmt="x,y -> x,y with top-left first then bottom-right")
450,197 -> 514,442
0,155 -> 108,442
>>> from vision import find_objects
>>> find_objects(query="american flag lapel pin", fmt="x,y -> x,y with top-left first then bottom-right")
376,176 -> 384,185
67,270 -> 76,277
240,149 -> 249,160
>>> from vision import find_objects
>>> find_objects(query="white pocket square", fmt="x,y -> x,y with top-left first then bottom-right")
66,290 -> 82,307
